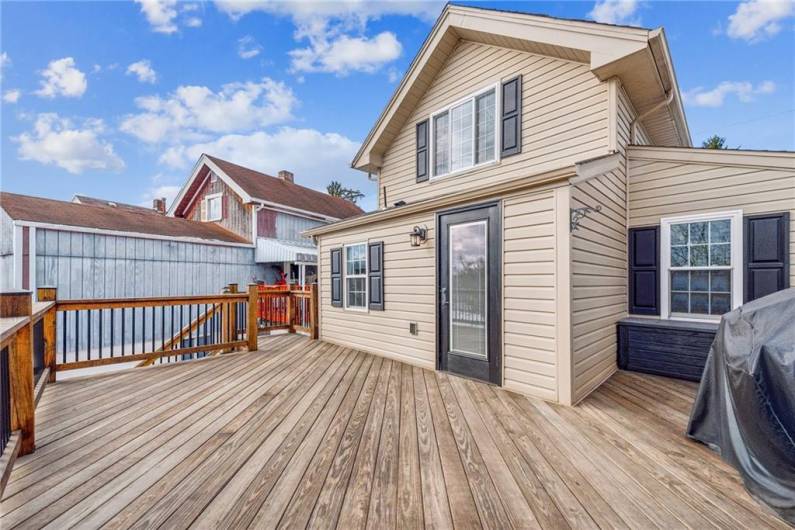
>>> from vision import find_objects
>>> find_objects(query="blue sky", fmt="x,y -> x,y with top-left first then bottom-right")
1,0 -> 793,213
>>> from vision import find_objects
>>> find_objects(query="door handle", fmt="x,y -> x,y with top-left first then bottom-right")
440,287 -> 448,306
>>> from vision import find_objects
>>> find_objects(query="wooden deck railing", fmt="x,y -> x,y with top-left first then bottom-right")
0,281 -> 318,486
0,289 -> 56,481
257,285 -> 318,338
52,286 -> 256,372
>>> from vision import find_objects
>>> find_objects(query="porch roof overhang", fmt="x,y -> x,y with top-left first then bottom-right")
351,4 -> 690,174
256,238 -> 317,264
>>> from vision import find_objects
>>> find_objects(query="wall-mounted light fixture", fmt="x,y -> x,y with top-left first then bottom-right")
570,204 -> 602,231
409,225 -> 428,247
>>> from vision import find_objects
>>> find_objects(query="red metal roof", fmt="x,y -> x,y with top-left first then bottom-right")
204,155 -> 364,220
0,192 -> 250,244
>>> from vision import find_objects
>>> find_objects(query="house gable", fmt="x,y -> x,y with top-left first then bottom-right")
378,39 -> 609,207
182,170 -> 253,243
353,4 -> 689,175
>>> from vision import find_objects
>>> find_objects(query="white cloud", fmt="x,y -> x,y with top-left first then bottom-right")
215,1 -> 441,75
136,0 -> 203,33
589,0 -> 641,25
136,0 -> 178,33
3,89 -> 21,104
727,0 -> 793,41
237,36 -> 263,59
0,52 -> 9,80
158,127 -> 360,191
140,183 -> 182,208
126,60 -> 157,84
290,32 -> 401,75
684,80 -> 776,107
35,57 -> 87,98
14,113 -> 125,174
120,78 -> 297,143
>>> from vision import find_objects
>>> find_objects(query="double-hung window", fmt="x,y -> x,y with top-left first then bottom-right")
344,243 -> 368,310
432,85 -> 498,178
661,210 -> 743,320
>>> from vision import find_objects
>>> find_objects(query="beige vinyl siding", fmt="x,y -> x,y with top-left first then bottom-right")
503,189 -> 560,401
378,40 -> 608,208
318,187 -> 562,401
628,148 -> 795,287
569,83 -> 637,403
318,211 -> 437,370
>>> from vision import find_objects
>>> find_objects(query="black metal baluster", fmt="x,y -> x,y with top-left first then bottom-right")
121,307 -> 126,356
98,308 -> 103,359
61,311 -> 67,364
161,305 -> 165,351
132,307 -> 136,355
110,308 -> 114,358
151,306 -> 155,352
87,309 -> 92,361
75,311 -> 80,362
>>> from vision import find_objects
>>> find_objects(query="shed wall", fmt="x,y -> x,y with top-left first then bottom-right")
0,209 -> 14,291
34,229 -> 263,299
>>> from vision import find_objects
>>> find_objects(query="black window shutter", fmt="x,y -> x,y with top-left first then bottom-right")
628,226 -> 660,315
416,120 -> 429,183
368,242 -> 384,311
744,212 -> 789,302
330,248 -> 343,307
500,75 -> 522,157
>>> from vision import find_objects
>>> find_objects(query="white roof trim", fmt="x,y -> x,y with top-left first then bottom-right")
167,154 -> 252,217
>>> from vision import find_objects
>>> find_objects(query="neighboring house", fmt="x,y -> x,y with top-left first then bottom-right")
0,154 -> 362,298
306,5 -> 794,405
169,154 -> 363,286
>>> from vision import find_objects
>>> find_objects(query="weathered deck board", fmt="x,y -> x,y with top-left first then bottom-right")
0,335 -> 788,529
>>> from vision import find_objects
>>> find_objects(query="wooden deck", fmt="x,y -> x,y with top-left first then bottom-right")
0,334 -> 787,529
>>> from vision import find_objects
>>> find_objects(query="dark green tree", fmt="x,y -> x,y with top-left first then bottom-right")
702,135 -> 728,149
327,180 -> 365,204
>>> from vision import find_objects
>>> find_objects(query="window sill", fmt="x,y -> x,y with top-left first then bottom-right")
429,160 -> 499,183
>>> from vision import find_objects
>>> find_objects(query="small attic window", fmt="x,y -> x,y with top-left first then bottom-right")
210,172 -> 218,183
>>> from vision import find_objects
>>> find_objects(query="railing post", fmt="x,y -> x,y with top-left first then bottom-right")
37,287 -> 57,383
1,292 -> 35,456
309,285 -> 319,340
287,291 -> 295,334
227,284 -> 238,346
247,284 -> 258,351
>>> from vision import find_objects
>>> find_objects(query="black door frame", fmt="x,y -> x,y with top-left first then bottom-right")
436,201 -> 502,385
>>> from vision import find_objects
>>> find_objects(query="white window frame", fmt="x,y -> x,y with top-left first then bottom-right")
660,210 -> 743,322
204,192 -> 222,222
429,82 -> 501,181
343,242 -> 368,312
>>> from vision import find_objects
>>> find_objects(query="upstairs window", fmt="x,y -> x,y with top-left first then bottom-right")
661,211 -> 743,320
204,193 -> 222,221
432,85 -> 498,178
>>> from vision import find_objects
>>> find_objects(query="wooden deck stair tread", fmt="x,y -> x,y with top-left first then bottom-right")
0,334 -> 788,529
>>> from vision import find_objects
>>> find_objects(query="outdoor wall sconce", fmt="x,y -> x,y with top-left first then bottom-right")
570,204 -> 602,231
409,225 -> 428,247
